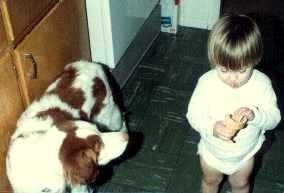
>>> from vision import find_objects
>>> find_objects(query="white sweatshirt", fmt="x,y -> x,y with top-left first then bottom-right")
186,69 -> 281,174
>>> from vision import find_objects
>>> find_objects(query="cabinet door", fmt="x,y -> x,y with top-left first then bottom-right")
1,0 -> 58,45
14,0 -> 90,105
0,11 -> 8,53
0,51 -> 24,193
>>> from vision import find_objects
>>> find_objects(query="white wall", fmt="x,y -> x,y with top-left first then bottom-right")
178,0 -> 221,30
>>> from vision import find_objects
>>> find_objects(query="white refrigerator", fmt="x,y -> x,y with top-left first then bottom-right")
86,0 -> 159,69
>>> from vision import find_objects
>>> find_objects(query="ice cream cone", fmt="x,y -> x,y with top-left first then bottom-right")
224,114 -> 246,131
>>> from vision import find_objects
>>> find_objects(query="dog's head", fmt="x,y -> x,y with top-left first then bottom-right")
59,121 -> 128,185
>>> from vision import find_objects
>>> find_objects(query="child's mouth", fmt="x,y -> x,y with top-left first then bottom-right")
228,82 -> 239,88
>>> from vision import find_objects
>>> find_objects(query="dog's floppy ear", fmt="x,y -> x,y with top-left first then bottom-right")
86,134 -> 104,154
59,134 -> 100,185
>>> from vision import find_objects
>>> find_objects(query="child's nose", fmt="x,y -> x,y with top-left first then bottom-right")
229,74 -> 238,82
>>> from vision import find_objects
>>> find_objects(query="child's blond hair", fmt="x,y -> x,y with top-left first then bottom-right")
208,14 -> 263,70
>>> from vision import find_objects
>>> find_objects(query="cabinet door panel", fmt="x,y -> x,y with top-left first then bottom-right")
4,0 -> 58,43
0,11 -> 8,53
14,0 -> 90,104
0,51 -> 24,193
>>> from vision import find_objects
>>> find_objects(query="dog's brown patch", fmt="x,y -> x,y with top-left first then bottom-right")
56,121 -> 78,133
90,77 -> 106,119
59,132 -> 102,185
37,107 -> 74,127
86,135 -> 104,154
49,67 -> 86,110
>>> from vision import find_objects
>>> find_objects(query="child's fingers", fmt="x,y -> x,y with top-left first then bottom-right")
215,121 -> 237,142
240,108 -> 254,121
218,135 -> 231,141
218,133 -> 235,142
217,127 -> 236,139
232,108 -> 244,120
224,130 -> 236,138
233,107 -> 251,122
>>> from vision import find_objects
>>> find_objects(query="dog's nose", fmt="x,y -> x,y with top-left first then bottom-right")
121,132 -> 129,141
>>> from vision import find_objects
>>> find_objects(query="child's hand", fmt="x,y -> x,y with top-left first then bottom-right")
213,121 -> 235,142
232,107 -> 255,122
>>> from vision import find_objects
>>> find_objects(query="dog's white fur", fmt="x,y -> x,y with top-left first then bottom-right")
6,61 -> 128,193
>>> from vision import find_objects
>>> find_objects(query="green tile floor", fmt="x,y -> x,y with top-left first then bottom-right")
95,26 -> 284,193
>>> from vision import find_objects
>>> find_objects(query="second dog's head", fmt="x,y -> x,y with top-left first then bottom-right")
58,121 -> 128,185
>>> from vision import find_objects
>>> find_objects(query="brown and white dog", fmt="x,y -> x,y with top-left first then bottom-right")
6,61 -> 129,193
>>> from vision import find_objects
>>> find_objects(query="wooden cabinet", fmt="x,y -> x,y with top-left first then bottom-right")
0,0 -> 90,191
0,11 -> 8,53
14,0 -> 90,104
0,0 -> 58,45
0,50 -> 25,193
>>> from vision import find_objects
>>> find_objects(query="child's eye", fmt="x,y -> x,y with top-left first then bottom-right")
239,68 -> 247,73
220,68 -> 228,73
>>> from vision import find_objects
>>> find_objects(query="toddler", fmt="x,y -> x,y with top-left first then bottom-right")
186,14 -> 281,193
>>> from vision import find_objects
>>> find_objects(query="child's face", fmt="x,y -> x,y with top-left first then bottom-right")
216,66 -> 253,88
